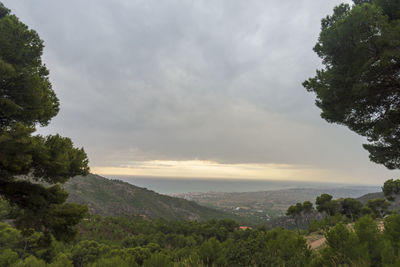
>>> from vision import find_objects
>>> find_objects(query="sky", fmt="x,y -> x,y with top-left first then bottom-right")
4,0 -> 399,185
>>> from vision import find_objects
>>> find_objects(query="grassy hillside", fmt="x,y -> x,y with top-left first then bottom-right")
64,174 -> 241,221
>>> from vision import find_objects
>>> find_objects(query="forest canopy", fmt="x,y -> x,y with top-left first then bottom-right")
303,0 -> 400,169
0,2 -> 89,240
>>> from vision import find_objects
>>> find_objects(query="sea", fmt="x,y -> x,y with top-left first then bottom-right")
105,175 -> 381,195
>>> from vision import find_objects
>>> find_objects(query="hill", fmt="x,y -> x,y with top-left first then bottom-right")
64,174 -> 241,221
355,191 -> 400,212
356,192 -> 384,204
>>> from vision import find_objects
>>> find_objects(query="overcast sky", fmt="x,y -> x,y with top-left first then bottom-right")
4,0 -> 399,184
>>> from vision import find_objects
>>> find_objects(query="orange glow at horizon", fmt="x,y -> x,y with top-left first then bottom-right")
91,160 -> 333,181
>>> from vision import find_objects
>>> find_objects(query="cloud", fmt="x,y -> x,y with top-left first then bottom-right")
4,0 -> 399,184
91,160 -> 329,182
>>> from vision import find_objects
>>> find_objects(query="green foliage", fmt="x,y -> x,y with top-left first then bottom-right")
67,215 -> 315,266
312,207 -> 400,266
0,4 -> 57,127
1,181 -> 399,266
88,255 -> 138,267
286,204 -> 302,217
50,253 -> 73,267
380,239 -> 400,266
320,223 -> 369,266
3,208 -> 400,266
143,253 -> 173,267
174,255 -> 205,267
307,214 -> 346,233
0,198 -> 11,220
0,221 -> 59,262
354,215 -> 383,265
47,203 -> 88,242
0,221 -> 20,250
302,201 -> 314,214
308,219 -> 328,233
286,202 -> 306,233
0,249 -> 19,267
367,198 -> 390,218
341,198 -> 363,221
316,194 -> 339,217
382,179 -> 400,201
0,2 -> 89,241
227,228 -> 312,267
383,213 -> 400,252
16,255 -> 46,267
198,237 -> 224,266
303,0 -> 400,169
71,240 -> 111,266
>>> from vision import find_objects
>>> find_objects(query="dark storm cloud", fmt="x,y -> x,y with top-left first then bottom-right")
4,0 -> 399,183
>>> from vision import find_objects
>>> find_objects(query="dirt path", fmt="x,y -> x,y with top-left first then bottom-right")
308,237 -> 326,249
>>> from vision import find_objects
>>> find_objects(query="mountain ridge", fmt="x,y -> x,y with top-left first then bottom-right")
64,174 -> 241,221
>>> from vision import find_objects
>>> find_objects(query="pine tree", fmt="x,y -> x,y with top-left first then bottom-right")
0,3 -> 89,241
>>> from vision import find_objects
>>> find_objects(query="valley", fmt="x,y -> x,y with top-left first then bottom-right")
173,186 -> 380,224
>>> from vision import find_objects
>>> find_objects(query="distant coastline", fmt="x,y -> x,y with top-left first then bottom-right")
103,175 -> 381,195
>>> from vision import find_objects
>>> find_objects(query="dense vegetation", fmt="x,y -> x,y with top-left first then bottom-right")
0,209 -> 310,266
1,179 -> 400,266
0,2 -> 89,241
303,0 -> 400,169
